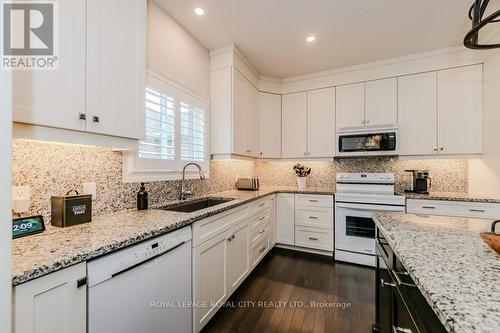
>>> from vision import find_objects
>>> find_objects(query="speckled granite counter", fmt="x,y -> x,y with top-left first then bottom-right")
403,192 -> 500,204
12,186 -> 334,286
373,212 -> 500,333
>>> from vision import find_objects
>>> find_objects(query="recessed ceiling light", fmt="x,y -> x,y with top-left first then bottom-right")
306,35 -> 316,43
194,7 -> 205,16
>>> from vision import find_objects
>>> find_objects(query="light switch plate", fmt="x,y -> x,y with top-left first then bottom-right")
12,186 -> 30,213
83,182 -> 96,199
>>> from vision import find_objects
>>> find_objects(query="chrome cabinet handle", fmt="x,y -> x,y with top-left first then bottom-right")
308,216 -> 319,219
365,120 -> 370,124
246,149 -> 251,153
433,148 -> 438,151
380,278 -> 395,288
422,206 -> 435,209
470,209 -> 485,212
392,326 -> 413,333
258,216 -> 266,221
392,270 -> 416,288
259,246 -> 266,253
258,229 -> 266,234
92,116 -> 100,123
227,235 -> 235,241
79,113 -> 86,120
308,237 -> 318,241
258,203 -> 266,207
308,199 -> 318,202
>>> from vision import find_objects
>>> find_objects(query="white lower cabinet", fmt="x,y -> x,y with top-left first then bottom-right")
407,199 -> 500,219
227,222 -> 251,291
295,226 -> 333,251
12,263 -> 86,333
192,195 -> 276,332
277,193 -> 295,245
277,194 -> 334,253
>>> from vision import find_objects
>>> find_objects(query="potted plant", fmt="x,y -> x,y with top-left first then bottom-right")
293,163 -> 311,190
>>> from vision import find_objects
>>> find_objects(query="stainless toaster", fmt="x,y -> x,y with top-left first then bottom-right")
235,177 -> 260,190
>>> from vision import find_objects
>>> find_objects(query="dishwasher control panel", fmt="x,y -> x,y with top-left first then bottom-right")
87,226 -> 191,287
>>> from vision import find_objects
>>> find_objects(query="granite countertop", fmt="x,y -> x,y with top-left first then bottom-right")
403,191 -> 500,204
373,212 -> 500,333
12,186 -> 335,286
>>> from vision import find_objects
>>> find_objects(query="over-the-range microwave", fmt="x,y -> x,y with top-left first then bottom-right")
336,128 -> 398,157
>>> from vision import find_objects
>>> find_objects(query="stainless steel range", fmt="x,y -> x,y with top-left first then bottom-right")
335,173 -> 405,267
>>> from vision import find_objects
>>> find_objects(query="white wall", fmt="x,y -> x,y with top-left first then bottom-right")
468,50 -> 500,198
147,0 -> 209,98
0,70 -> 12,333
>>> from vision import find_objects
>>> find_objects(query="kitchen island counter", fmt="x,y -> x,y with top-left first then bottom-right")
373,212 -> 500,333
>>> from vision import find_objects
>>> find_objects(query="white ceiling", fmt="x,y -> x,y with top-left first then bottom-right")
155,0 -> 479,78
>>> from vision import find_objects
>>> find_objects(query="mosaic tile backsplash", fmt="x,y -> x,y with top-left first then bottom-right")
12,140 -> 468,222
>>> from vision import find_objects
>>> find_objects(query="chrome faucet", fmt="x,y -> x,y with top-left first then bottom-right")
180,163 -> 205,200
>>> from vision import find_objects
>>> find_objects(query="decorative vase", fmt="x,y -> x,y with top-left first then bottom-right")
297,176 -> 307,190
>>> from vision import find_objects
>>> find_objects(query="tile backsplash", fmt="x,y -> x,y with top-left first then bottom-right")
255,158 -> 468,194
13,140 -> 468,221
12,140 -> 255,219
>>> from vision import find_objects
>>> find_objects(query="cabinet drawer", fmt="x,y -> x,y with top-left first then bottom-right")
295,206 -> 333,229
407,199 -> 500,219
251,196 -> 274,214
251,208 -> 271,229
295,226 -> 333,251
252,224 -> 270,246
192,205 -> 250,247
295,194 -> 333,208
251,236 -> 270,267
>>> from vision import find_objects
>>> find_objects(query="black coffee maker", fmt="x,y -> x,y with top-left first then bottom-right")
404,170 -> 431,194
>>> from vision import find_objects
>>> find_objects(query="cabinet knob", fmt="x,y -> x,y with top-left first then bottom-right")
433,148 -> 438,151
92,116 -> 100,123
304,152 -> 307,156
246,149 -> 251,153
365,120 -> 370,124
361,120 -> 366,124
440,147 -> 444,151
259,152 -> 262,155
79,113 -> 86,121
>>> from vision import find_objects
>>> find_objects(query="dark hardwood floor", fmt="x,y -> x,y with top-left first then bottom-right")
201,248 -> 375,333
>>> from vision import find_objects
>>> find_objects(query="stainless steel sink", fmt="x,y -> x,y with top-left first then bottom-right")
159,197 -> 235,213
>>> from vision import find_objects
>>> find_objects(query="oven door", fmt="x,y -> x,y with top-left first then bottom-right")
335,202 -> 404,255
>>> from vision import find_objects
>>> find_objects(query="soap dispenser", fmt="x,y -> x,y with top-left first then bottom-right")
137,183 -> 148,210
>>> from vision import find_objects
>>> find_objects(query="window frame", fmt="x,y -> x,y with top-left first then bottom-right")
122,70 -> 210,182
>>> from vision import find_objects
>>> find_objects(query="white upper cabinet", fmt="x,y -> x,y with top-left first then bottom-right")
12,0 -> 146,141
210,68 -> 259,157
437,64 -> 483,155
281,92 -> 308,158
259,92 -> 282,158
398,72 -> 438,155
12,0 -> 86,131
86,0 -> 146,139
307,88 -> 336,157
365,78 -> 397,127
336,83 -> 365,130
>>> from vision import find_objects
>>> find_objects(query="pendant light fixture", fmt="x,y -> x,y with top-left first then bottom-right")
464,0 -> 500,49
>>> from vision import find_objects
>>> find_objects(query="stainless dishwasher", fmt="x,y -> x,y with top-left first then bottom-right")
88,226 -> 192,333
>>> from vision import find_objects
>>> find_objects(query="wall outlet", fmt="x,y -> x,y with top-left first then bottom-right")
12,186 -> 30,213
83,182 -> 97,199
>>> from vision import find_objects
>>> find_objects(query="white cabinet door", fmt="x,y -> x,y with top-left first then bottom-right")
13,263 -> 86,333
193,232 -> 228,333
365,78 -> 398,127
86,0 -> 146,139
246,83 -> 259,157
270,196 -> 277,246
12,0 -> 86,131
232,69 -> 247,156
307,88 -> 335,157
437,65 -> 483,154
259,93 -> 282,158
282,92 -> 307,158
227,222 -> 250,292
398,72 -> 438,155
277,193 -> 295,245
336,82 -> 365,130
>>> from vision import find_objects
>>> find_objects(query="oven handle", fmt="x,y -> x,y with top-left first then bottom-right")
335,202 -> 405,212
